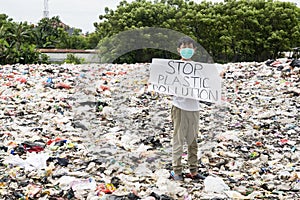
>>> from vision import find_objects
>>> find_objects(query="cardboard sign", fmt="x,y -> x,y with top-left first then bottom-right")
148,58 -> 222,103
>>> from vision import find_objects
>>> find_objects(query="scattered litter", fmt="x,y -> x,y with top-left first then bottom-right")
0,58 -> 299,199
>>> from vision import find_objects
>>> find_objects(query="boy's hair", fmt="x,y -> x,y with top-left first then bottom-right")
177,36 -> 196,48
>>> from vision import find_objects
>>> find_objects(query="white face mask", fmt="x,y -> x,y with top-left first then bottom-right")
180,48 -> 194,59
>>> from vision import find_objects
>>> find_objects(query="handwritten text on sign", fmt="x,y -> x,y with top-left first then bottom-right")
148,59 -> 222,103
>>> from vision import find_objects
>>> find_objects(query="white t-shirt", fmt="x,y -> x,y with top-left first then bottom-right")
172,96 -> 200,111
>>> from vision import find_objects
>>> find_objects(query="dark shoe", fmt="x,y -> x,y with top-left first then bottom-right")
185,173 -> 206,180
173,174 -> 184,181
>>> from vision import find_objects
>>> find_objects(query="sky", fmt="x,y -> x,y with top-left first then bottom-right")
0,0 -> 299,33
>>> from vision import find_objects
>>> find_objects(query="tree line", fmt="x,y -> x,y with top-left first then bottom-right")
0,15 -> 98,64
1,0 -> 300,64
95,0 -> 300,63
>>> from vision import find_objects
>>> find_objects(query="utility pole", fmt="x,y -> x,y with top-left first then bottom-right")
43,0 -> 49,18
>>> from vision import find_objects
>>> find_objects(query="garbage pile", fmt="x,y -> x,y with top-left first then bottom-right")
0,58 -> 299,200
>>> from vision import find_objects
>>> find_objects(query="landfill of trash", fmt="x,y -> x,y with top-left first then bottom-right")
0,58 -> 299,200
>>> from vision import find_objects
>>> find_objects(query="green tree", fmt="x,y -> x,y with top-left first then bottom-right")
6,22 -> 34,51
33,16 -> 90,50
0,14 -> 41,64
95,0 -> 193,63
86,32 -> 101,49
94,0 -> 300,63
200,0 -> 300,61
56,28 -> 88,49
33,16 -> 66,48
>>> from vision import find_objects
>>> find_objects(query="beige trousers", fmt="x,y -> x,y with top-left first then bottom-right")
171,105 -> 199,175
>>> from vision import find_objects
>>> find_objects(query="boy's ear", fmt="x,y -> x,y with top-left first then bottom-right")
177,48 -> 181,53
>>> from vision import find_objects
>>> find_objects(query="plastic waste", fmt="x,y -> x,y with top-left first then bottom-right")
0,60 -> 299,199
3,153 -> 49,171
204,176 -> 230,193
70,177 -> 97,191
134,163 -> 153,177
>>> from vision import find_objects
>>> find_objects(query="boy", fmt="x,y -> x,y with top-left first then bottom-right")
171,36 -> 205,181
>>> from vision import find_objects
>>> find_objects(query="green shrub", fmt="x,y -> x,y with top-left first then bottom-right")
64,53 -> 85,64
39,53 -> 50,64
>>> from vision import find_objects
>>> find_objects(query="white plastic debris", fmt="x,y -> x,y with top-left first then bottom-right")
204,176 -> 230,193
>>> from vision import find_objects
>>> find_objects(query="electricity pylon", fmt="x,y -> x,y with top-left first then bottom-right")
43,0 -> 49,18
